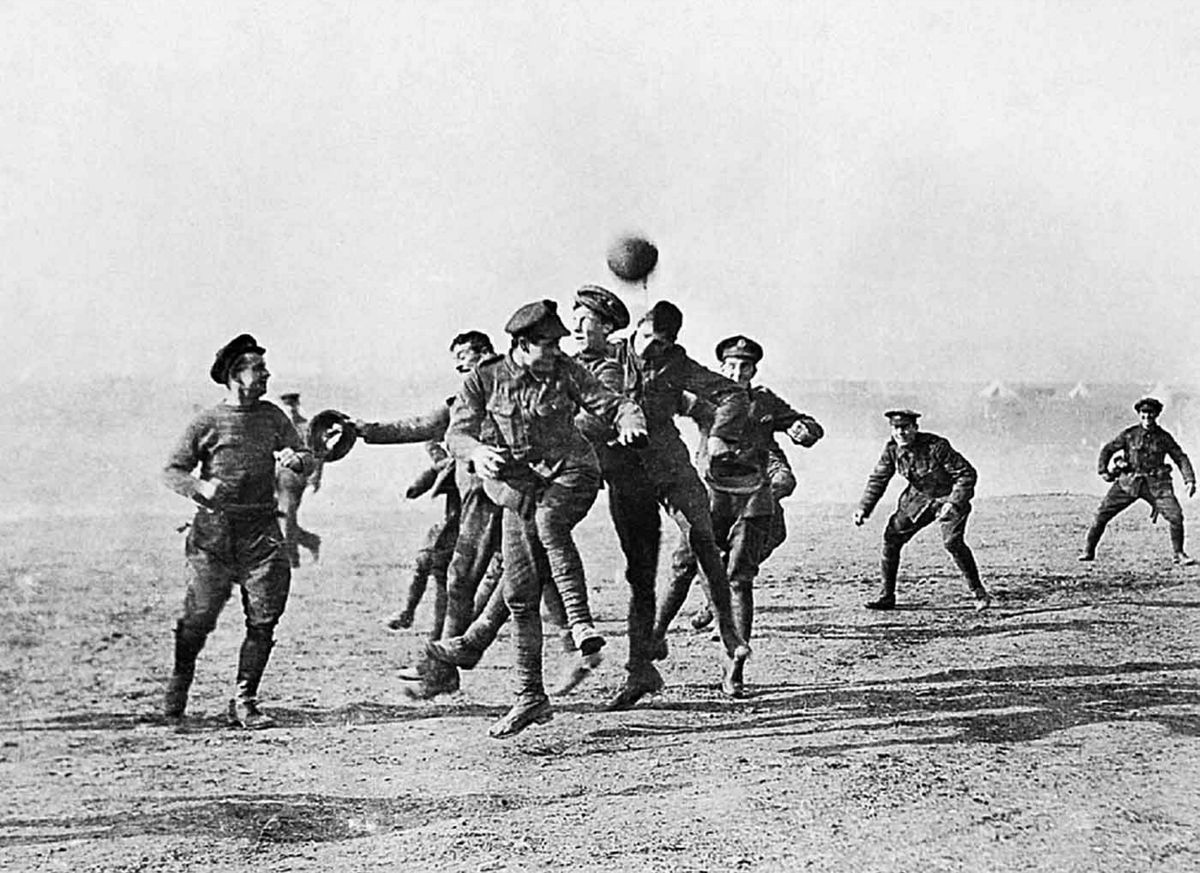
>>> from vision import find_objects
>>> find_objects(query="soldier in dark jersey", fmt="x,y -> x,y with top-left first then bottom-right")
602,302 -> 752,708
854,409 -> 990,611
1079,397 -> 1197,565
162,334 -> 315,729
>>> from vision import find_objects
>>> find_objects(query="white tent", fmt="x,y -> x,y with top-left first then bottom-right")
979,380 -> 1018,400
1067,381 -> 1090,400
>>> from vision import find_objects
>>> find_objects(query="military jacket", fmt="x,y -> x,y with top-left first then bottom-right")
607,340 -> 748,487
446,352 -> 645,476
1099,424 -> 1195,495
859,431 -> 976,517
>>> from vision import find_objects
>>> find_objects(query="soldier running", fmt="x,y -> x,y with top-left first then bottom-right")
162,334 -> 316,728
276,391 -> 323,568
656,335 -> 823,695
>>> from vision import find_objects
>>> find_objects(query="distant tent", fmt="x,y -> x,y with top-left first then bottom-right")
979,380 -> 1018,400
1067,381 -> 1090,400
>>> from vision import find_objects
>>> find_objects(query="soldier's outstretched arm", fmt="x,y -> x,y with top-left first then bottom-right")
354,404 -> 450,445
1165,433 -> 1197,495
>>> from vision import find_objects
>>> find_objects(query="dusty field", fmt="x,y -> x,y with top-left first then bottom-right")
3,493 -> 1200,872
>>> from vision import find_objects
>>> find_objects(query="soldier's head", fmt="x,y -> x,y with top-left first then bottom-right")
279,392 -> 301,409
632,301 -> 683,361
449,330 -> 494,374
716,335 -> 763,387
505,300 -> 569,377
1135,397 -> 1163,428
210,334 -> 269,402
885,409 -> 921,446
572,285 -> 629,353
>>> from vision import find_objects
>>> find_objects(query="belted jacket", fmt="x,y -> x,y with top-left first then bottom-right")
859,431 -> 976,518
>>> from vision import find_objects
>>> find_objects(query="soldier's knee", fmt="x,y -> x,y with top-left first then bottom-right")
243,620 -> 276,642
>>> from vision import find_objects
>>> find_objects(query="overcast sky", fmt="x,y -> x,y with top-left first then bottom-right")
4,1 -> 1200,388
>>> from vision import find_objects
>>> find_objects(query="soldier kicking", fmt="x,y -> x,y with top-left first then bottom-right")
445,300 -> 646,737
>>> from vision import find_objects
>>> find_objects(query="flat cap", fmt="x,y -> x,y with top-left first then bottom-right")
574,284 -> 630,330
1134,397 -> 1164,414
505,300 -> 570,340
209,333 -> 265,385
715,335 -> 763,364
884,409 -> 921,424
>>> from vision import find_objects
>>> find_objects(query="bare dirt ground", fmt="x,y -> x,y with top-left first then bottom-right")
3,493 -> 1200,872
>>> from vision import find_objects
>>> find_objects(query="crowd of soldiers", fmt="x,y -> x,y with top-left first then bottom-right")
160,287 -> 1196,738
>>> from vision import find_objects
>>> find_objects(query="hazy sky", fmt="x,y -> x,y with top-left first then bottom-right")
4,1 -> 1200,388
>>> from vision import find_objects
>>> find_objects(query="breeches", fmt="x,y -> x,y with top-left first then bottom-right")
180,511 -> 291,634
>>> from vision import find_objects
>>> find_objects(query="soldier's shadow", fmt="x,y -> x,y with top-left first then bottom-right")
577,659 -> 1200,757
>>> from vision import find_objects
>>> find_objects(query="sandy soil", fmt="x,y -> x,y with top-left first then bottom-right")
3,493 -> 1200,872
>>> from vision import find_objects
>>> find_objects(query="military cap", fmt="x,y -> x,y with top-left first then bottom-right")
884,409 -> 921,425
1134,397 -> 1164,414
715,335 -> 763,364
574,284 -> 630,330
504,300 -> 570,340
640,300 -> 683,340
209,333 -> 265,385
279,392 -> 301,403
309,409 -> 357,463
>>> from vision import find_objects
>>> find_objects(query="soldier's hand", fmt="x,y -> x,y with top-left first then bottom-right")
853,509 -> 867,527
195,478 -> 224,508
1188,482 -> 1197,499
470,446 -> 507,479
351,418 -> 368,435
707,436 -> 735,459
276,447 -> 304,472
937,502 -> 958,521
616,424 -> 649,448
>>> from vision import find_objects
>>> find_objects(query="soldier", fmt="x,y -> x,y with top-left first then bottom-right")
1079,397 -> 1197,565
351,330 -> 518,697
854,409 -> 991,611
601,302 -> 752,709
655,335 -> 823,695
426,285 -> 634,694
445,300 -> 647,737
276,392 -> 323,568
162,334 -> 316,728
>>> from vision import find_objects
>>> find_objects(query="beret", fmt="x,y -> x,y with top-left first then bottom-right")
209,334 -> 265,385
574,285 -> 630,330
715,335 -> 763,364
1134,397 -> 1163,414
505,300 -> 570,340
